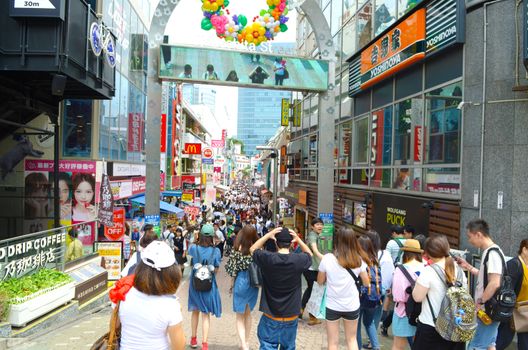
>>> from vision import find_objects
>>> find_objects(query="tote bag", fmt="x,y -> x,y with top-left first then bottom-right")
513,300 -> 528,332
305,283 -> 327,320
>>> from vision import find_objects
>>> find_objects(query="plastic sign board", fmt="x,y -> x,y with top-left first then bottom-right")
183,143 -> 201,155
10,0 -> 65,19
159,45 -> 329,92
202,147 -> 213,159
104,208 -> 126,241
293,99 -> 302,127
281,99 -> 290,127
211,139 -> 224,148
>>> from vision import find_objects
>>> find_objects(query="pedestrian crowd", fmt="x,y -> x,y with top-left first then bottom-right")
103,181 -> 528,350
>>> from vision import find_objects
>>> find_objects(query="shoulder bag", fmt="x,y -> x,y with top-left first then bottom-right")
513,257 -> 528,332
90,302 -> 121,350
248,261 -> 262,288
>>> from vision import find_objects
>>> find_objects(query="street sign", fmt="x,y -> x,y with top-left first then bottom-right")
10,0 -> 65,19
202,158 -> 214,165
202,147 -> 213,159
281,98 -> 290,126
293,99 -> 302,127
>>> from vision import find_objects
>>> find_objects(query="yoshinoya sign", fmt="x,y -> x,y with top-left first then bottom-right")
10,0 -> 65,19
0,231 -> 67,281
348,0 -> 465,96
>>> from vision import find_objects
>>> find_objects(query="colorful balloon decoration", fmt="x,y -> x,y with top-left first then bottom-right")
199,0 -> 289,45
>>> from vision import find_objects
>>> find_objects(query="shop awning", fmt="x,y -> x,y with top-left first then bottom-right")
162,190 -> 183,197
130,195 -> 184,216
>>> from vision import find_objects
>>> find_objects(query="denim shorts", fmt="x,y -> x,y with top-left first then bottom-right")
325,307 -> 360,321
257,314 -> 298,350
468,319 -> 500,350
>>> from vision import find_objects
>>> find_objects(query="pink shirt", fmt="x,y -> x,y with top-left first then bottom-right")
392,262 -> 424,317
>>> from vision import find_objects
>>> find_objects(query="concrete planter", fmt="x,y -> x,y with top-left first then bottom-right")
8,282 -> 75,327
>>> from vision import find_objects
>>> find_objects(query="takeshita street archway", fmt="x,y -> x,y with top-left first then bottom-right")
145,0 -> 335,216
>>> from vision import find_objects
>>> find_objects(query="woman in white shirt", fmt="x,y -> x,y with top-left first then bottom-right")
317,228 -> 370,350
411,234 -> 466,350
119,241 -> 185,350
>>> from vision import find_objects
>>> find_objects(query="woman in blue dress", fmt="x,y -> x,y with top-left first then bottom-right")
188,224 -> 222,350
225,225 -> 259,350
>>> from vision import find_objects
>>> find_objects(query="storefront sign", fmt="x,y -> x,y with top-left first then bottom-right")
110,163 -> 146,177
281,98 -> 290,126
94,241 -> 122,280
127,113 -> 144,152
160,113 -> 167,153
414,126 -> 423,162
280,146 -> 287,174
184,206 -> 201,216
298,190 -> 307,206
371,193 -> 429,244
182,191 -> 194,202
211,139 -> 224,148
104,208 -> 126,241
26,159 -> 95,173
110,180 -> 133,200
202,147 -> 213,159
349,0 -> 464,96
98,174 -> 114,227
132,176 -> 146,194
360,10 -> 426,90
293,99 -> 302,127
222,129 -> 227,141
202,158 -> 214,165
73,270 -> 107,306
183,143 -> 202,155
10,0 -> 65,19
213,167 -> 222,173
0,231 -> 66,281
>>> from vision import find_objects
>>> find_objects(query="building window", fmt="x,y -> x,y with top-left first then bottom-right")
374,0 -> 396,37
370,106 -> 392,188
357,2 -> 372,49
63,100 -> 93,158
353,115 -> 369,164
338,121 -> 352,184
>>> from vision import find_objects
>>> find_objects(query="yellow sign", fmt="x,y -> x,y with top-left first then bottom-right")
281,98 -> 290,126
182,193 -> 193,202
293,99 -> 301,127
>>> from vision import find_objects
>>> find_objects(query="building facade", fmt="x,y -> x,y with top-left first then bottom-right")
286,0 -> 528,255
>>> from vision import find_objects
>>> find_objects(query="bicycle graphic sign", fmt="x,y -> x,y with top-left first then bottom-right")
89,21 -> 116,68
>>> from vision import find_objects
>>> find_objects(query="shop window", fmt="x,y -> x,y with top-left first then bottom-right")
394,96 -> 422,166
63,100 -> 93,158
338,121 -> 352,184
331,0 -> 343,36
357,2 -> 372,49
393,167 -> 421,191
119,78 -> 129,161
308,135 -> 318,181
425,82 -> 462,164
99,100 -> 111,159
374,0 -> 396,37
370,106 -> 392,166
354,90 -> 371,116
397,0 -> 419,17
342,17 -> 357,57
340,70 -> 352,117
353,116 -> 369,164
352,168 -> 369,186
424,167 -> 460,196
425,48 -> 463,89
370,168 -> 392,188
343,0 -> 357,24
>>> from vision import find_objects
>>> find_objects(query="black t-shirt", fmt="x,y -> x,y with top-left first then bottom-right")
253,249 -> 311,317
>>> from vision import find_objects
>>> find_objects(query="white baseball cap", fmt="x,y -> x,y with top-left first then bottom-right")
141,241 -> 176,271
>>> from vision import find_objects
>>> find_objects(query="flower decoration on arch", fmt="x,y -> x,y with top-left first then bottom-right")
199,0 -> 290,46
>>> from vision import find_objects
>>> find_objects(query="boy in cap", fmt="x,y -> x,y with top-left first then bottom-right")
250,227 -> 312,350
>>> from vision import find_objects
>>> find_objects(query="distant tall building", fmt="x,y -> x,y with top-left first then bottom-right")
237,88 -> 291,156
182,84 -> 216,113
237,42 -> 294,157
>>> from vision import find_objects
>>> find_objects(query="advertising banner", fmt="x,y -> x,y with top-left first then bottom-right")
182,191 -> 194,202
144,215 -> 161,235
104,208 -> 126,241
98,174 -> 114,227
94,241 -> 123,280
318,213 -> 334,252
281,98 -> 290,126
211,139 -> 224,148
183,143 -> 202,155
110,179 -> 133,200
127,113 -> 144,152
160,113 -> 167,153
293,99 -> 302,127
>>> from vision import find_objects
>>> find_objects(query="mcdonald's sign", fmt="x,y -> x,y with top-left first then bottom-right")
183,143 -> 201,155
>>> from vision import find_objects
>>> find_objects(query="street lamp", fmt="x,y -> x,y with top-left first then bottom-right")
256,145 -> 278,225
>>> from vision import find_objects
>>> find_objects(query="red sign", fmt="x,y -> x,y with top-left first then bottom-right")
183,143 -> 202,155
104,208 -> 126,241
132,176 -> 146,195
184,206 -> 201,216
128,113 -> 144,152
203,147 -> 213,159
211,139 -> 224,148
214,166 -> 221,173
160,113 -> 167,152
25,159 -> 96,173
221,129 -> 227,141
160,172 -> 166,191
414,126 -> 423,162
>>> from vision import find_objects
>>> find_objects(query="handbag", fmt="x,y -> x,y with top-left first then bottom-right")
513,300 -> 528,332
248,261 -> 262,288
305,283 -> 326,320
91,301 -> 121,350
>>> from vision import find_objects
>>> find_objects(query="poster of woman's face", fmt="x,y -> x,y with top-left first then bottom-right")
354,202 -> 367,229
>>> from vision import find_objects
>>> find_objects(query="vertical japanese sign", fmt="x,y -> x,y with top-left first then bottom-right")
160,113 -> 167,153
104,208 -> 126,241
281,98 -> 290,126
98,174 -> 114,227
318,213 -> 334,252
127,113 -> 143,152
293,99 -> 302,127
222,129 -> 227,142
280,145 -> 287,174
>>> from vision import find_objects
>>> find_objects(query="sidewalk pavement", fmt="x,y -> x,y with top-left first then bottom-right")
13,258 -> 517,350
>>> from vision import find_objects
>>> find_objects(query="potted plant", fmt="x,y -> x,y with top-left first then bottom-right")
0,269 -> 75,327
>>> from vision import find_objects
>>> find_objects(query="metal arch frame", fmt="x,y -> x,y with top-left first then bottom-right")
145,0 -> 336,216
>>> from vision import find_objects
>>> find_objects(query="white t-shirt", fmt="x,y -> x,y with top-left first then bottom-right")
318,253 -> 367,312
119,287 -> 182,350
215,229 -> 225,242
415,260 -> 467,327
378,250 -> 395,293
476,244 -> 504,301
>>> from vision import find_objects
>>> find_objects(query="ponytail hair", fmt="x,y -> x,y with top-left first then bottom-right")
424,234 -> 455,284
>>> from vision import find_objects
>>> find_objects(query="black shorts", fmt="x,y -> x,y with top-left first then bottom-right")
325,307 -> 360,321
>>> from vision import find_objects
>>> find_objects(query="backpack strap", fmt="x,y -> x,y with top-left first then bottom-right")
394,238 -> 403,247
426,295 -> 438,323
398,265 -> 416,287
346,268 -> 361,293
483,247 -> 507,290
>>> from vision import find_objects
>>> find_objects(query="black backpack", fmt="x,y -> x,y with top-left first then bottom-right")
483,247 -> 517,322
192,247 -> 215,292
397,265 -> 422,326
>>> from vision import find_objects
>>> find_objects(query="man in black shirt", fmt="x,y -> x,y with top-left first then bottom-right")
250,227 -> 312,350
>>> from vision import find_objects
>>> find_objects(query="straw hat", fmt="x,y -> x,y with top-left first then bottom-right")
401,239 -> 423,253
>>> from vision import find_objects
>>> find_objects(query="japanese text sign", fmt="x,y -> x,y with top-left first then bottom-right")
128,113 -> 144,152
94,241 -> 122,280
281,98 -> 290,127
360,9 -> 426,89
98,174 -> 114,227
293,99 -> 302,127
104,208 -> 126,241
211,139 -> 225,148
